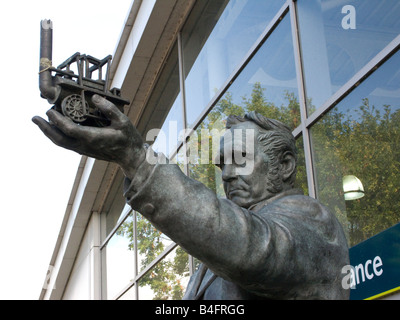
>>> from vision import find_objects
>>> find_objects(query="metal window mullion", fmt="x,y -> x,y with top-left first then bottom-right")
289,0 -> 316,198
177,32 -> 190,176
112,210 -> 139,300
177,31 -> 196,276
99,207 -> 133,250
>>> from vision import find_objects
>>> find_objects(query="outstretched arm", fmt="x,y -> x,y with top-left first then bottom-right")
33,97 -> 277,290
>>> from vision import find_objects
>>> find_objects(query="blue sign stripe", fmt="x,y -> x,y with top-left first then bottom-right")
349,222 -> 400,300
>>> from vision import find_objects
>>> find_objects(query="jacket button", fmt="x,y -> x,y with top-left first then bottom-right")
142,203 -> 155,215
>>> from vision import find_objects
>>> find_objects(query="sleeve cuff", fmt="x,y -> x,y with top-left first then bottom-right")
123,145 -> 168,204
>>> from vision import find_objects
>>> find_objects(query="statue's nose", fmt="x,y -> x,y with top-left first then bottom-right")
222,164 -> 237,182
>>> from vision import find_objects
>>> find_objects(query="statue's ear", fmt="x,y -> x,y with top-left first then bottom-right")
280,151 -> 296,183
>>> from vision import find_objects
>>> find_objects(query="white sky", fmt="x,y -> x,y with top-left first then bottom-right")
0,0 -> 133,299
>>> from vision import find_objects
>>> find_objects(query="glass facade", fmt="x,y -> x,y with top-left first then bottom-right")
297,0 -> 400,113
311,50 -> 400,247
182,0 -> 285,127
141,43 -> 183,157
100,0 -> 400,299
102,213 -> 135,299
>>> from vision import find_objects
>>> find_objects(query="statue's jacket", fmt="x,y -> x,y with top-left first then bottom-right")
123,148 -> 350,300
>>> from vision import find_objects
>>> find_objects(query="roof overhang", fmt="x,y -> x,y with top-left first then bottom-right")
39,0 -> 195,300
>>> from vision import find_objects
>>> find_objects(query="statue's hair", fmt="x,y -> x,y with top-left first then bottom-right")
226,111 -> 298,192
226,111 -> 292,133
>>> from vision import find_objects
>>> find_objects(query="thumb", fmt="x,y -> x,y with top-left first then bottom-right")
92,94 -> 127,124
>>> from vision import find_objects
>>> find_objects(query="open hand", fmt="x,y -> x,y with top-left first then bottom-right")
32,94 -> 144,178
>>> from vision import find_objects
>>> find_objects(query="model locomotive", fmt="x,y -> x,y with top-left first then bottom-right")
39,19 -> 130,127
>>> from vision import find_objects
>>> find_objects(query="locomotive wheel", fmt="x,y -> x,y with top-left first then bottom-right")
61,94 -> 88,123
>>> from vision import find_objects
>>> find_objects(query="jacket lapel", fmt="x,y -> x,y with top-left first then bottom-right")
183,263 -> 208,299
194,267 -> 217,300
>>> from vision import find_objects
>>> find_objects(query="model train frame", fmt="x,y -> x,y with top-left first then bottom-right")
39,19 -> 130,127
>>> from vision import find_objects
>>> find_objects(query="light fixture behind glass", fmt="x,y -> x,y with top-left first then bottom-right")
343,175 -> 365,201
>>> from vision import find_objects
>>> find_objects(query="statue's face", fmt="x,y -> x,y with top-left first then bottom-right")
217,121 -> 274,209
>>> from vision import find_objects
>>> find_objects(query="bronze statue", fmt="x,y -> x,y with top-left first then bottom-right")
33,19 -> 349,301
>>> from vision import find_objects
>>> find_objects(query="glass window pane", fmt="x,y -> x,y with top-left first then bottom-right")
205,14 -> 300,130
101,200 -> 130,243
138,246 -> 190,300
136,213 -> 174,272
150,93 -> 183,157
102,214 -> 135,299
187,125 -> 225,198
182,0 -> 285,127
297,0 -> 400,113
141,43 -> 183,155
310,49 -> 400,247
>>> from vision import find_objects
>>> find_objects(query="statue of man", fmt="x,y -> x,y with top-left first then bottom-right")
33,95 -> 349,299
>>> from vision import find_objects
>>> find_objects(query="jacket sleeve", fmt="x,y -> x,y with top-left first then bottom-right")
123,148 -> 274,285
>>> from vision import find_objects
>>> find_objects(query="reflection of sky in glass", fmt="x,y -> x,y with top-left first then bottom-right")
151,94 -> 183,157
331,50 -> 400,121
297,0 -> 400,111
184,0 -> 284,127
222,15 -> 297,110
104,229 -> 135,299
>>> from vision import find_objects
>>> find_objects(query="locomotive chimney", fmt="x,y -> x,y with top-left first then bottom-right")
39,19 -> 59,103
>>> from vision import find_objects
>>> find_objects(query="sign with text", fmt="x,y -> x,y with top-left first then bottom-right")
348,222 -> 400,300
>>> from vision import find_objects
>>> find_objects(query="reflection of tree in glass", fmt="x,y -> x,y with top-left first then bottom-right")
117,214 -> 189,300
312,99 -> 400,247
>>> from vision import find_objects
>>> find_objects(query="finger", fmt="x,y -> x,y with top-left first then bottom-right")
92,94 -> 127,124
32,115 -> 77,148
46,109 -> 95,139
